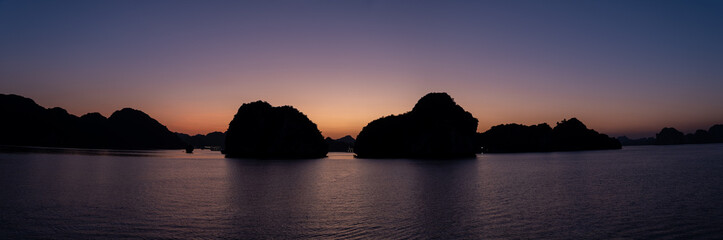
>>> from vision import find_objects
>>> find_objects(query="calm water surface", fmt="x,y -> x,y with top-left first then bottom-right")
1,144 -> 722,239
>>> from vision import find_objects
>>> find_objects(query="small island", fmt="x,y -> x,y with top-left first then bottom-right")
224,101 -> 328,159
354,92 -> 479,159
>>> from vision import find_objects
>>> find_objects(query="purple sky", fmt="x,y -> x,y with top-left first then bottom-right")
2,0 -> 722,138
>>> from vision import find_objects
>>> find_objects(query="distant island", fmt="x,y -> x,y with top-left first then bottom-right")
176,131 -> 226,150
177,131 -> 356,153
618,125 -> 723,146
355,92 -> 479,159
224,101 -> 328,159
476,118 -> 622,153
3,92 -> 718,156
326,135 -> 356,152
0,94 -> 186,149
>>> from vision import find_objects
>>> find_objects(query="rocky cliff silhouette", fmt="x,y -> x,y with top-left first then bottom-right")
354,92 -> 478,159
477,118 -> 621,153
0,94 -> 186,149
224,101 -> 327,159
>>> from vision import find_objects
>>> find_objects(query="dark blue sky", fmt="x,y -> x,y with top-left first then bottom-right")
1,0 -> 722,137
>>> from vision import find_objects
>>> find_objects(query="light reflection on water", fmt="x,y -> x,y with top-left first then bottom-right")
1,145 -> 722,239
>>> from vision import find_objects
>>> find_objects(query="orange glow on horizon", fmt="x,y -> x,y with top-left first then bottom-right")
3,1 -> 723,141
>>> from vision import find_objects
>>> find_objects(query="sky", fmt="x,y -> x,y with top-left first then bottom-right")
1,0 -> 722,139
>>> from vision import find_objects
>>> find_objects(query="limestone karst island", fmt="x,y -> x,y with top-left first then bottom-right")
8,92 -> 720,159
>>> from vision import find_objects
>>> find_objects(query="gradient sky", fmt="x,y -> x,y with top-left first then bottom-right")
2,0 -> 722,138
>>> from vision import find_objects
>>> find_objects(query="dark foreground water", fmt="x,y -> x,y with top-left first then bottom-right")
1,144 -> 722,239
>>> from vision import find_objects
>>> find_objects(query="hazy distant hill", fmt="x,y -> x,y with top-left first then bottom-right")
477,118 -> 622,153
617,136 -> 655,146
617,125 -> 723,146
177,131 -> 226,148
326,135 -> 355,152
355,92 -> 479,159
654,125 -> 723,145
0,94 -> 186,149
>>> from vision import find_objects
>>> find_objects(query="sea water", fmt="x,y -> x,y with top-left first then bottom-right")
1,144 -> 722,239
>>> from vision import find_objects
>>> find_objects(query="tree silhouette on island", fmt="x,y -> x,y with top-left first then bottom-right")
224,101 -> 328,159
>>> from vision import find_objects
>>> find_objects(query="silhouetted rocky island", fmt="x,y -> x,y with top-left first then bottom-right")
477,118 -> 622,153
326,135 -> 355,152
224,101 -> 327,159
355,92 -> 479,159
0,94 -> 186,149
